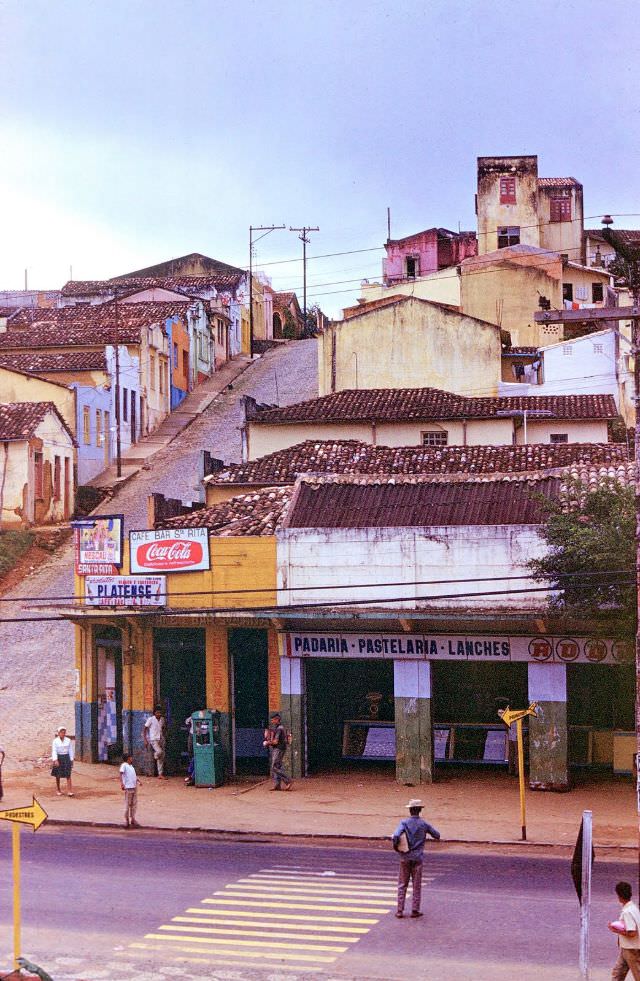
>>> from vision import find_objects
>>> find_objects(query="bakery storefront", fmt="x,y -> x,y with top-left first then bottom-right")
279,628 -> 634,790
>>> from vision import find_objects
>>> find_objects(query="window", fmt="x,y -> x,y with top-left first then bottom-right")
173,342 -> 178,367
160,360 -> 167,395
593,343 -> 604,354
562,283 -> 574,302
422,431 -> 448,447
549,434 -> 569,444
53,455 -> 61,501
497,226 -> 520,248
550,197 -> 572,222
405,256 -> 419,278
217,320 -> 224,346
34,451 -> 43,498
499,176 -> 516,204
96,409 -> 103,447
83,405 -> 91,445
122,387 -> 128,422
149,353 -> 156,390
562,345 -> 573,356
592,283 -> 604,303
182,350 -> 189,379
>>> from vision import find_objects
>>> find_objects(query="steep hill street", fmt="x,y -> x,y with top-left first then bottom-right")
0,340 -> 318,764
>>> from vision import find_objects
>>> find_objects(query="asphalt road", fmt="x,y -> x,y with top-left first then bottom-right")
0,829 -> 631,980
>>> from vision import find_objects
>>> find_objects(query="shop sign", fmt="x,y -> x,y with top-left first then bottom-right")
85,575 -> 166,607
285,632 -> 630,665
129,528 -> 210,573
72,515 -> 124,575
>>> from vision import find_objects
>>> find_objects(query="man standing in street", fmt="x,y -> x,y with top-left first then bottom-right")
143,705 -> 167,779
264,711 -> 292,791
392,799 -> 441,918
119,752 -> 141,828
608,880 -> 640,979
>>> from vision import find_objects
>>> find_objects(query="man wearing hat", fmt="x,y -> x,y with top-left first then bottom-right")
263,711 -> 292,791
392,799 -> 440,918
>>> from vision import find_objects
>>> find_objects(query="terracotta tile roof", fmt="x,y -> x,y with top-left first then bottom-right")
0,302 -> 189,349
62,274 -> 244,297
337,294 -> 481,324
158,486 -> 293,536
0,401 -> 63,441
0,351 -> 107,373
205,439 -> 630,487
538,177 -> 581,187
115,253 -> 244,280
252,388 -> 618,425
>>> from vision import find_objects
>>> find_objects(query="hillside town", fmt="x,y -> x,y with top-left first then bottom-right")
2,149 -> 640,981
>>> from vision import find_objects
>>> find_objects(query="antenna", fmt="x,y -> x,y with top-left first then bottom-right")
387,207 -> 391,241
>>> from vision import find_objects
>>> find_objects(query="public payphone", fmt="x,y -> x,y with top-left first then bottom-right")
191,710 -> 224,787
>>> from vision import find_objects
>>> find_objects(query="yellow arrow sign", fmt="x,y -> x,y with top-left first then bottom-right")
0,797 -> 48,831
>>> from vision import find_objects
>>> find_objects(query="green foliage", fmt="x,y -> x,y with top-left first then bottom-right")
529,479 -> 636,637
0,529 -> 34,580
282,309 -> 296,340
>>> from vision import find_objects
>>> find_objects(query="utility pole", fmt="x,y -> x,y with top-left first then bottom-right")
249,224 -> 286,357
111,289 -> 122,479
289,225 -> 319,335
601,216 -> 640,897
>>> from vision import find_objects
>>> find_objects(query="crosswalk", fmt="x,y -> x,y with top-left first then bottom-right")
126,861 -> 407,973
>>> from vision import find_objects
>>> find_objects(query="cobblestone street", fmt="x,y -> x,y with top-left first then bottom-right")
0,340 -> 317,764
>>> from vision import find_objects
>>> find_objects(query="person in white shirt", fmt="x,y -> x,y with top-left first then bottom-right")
609,880 -> 640,980
51,726 -> 74,797
143,706 -> 167,779
119,753 -> 141,828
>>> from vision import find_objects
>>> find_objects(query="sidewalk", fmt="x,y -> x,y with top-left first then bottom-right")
2,762 -> 636,850
87,354 -> 253,490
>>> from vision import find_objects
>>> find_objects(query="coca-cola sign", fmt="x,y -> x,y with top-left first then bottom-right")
129,528 -> 210,573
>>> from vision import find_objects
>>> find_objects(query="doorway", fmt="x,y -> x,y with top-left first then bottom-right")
305,658 -> 394,773
95,627 -> 123,763
155,628 -> 206,774
229,629 -> 269,775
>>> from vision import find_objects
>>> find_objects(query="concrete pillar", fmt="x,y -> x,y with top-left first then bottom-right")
280,655 -> 304,779
205,625 -> 232,773
528,662 -> 569,791
394,660 -> 433,785
125,621 -> 154,774
74,624 -> 97,762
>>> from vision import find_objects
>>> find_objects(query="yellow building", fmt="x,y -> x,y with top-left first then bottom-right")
460,246 -> 612,348
318,295 -> 502,397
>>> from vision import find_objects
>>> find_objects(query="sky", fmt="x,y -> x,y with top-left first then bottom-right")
1,0 -> 639,317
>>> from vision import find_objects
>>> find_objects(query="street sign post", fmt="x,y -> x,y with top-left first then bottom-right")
571,810 -> 594,980
0,797 -> 48,969
497,702 -> 539,840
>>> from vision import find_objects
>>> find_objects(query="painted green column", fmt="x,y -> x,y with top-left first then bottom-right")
394,659 -> 433,785
528,662 -> 569,791
280,655 -> 305,780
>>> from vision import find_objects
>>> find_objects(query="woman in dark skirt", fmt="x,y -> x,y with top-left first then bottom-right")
51,726 -> 74,796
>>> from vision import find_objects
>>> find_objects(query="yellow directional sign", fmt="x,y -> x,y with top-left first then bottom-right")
0,797 -> 48,831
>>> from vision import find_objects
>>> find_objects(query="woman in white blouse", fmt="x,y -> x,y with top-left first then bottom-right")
51,726 -> 74,797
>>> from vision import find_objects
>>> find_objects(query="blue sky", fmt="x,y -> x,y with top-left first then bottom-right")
1,0 -> 639,315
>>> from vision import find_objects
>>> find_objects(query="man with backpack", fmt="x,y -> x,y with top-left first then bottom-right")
392,799 -> 441,918
264,711 -> 292,791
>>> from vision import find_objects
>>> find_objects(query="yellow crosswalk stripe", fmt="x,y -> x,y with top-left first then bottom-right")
181,912 -> 369,932
220,887 -> 393,906
243,876 -> 398,894
192,905 -> 378,924
142,935 -> 339,962
203,893 -> 388,914
165,921 -> 361,943
155,925 -> 348,952
126,947 -> 322,973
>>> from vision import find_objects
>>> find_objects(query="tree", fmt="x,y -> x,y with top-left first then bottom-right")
528,479 -> 636,637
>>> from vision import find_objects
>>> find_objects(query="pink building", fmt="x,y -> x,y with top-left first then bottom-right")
382,227 -> 477,285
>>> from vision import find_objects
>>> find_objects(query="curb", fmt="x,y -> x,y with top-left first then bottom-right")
41,818 -> 637,853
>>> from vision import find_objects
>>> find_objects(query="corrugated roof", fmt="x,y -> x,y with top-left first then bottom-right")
205,439 -> 630,486
252,387 -> 618,424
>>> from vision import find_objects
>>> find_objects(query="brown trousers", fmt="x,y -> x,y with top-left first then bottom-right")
612,947 -> 640,981
397,858 -> 423,914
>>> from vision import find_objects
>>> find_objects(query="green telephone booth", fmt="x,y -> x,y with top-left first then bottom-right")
191,710 -> 224,787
